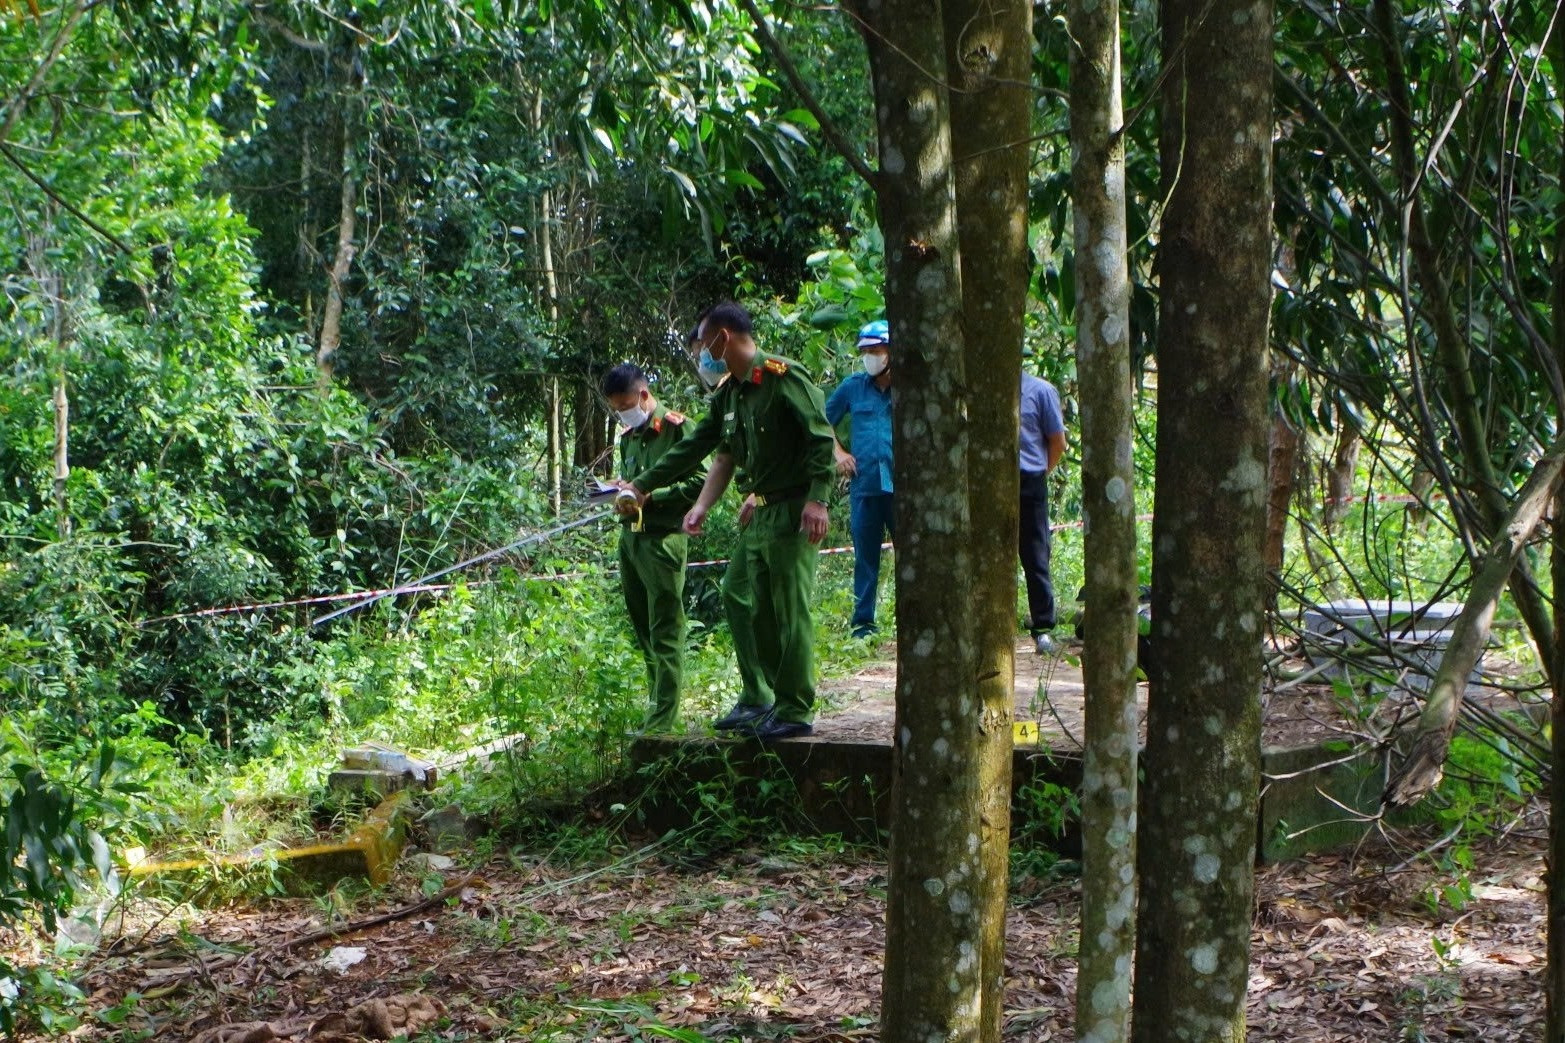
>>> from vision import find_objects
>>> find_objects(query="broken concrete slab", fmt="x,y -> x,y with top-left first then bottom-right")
128,790 -> 412,895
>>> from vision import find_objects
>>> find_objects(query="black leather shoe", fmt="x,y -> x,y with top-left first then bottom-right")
752,715 -> 814,742
713,702 -> 773,731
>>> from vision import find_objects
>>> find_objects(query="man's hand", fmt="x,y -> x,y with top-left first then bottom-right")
738,494 -> 758,528
833,448 -> 857,478
682,504 -> 709,536
800,500 -> 828,544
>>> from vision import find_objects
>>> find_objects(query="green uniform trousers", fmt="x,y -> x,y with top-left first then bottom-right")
723,498 -> 819,725
619,529 -> 689,732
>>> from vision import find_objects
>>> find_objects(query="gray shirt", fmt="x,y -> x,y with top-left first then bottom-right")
1019,373 -> 1065,475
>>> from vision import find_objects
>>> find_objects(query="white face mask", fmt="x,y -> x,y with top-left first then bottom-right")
616,404 -> 651,428
862,353 -> 889,377
697,347 -> 726,387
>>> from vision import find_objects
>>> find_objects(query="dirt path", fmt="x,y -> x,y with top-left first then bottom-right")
41,814 -> 1545,1042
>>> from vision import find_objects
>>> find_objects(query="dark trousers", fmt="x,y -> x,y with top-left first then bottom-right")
1018,471 -> 1055,632
849,493 -> 895,633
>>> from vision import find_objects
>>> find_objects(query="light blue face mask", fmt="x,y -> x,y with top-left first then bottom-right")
698,347 -> 726,386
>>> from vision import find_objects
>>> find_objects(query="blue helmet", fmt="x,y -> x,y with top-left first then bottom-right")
856,319 -> 890,349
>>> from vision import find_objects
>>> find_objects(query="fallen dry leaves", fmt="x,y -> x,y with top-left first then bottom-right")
15,820 -> 1548,1042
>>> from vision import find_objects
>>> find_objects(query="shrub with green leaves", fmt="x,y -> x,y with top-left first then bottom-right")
0,709 -> 148,1036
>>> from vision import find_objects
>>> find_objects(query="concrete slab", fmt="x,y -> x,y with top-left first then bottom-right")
630,635 -> 1535,863
128,790 -> 412,894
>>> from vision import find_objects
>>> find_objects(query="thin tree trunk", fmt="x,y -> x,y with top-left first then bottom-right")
1264,415 -> 1299,609
316,119 -> 357,386
1068,0 -> 1138,1037
941,1 -> 1031,1037
1323,428 -> 1358,530
855,3 -> 984,1039
535,99 -> 566,513
50,271 -> 70,538
1132,0 -> 1273,1035
1544,20 -> 1565,1035
1383,433 -> 1565,806
1372,0 -> 1558,682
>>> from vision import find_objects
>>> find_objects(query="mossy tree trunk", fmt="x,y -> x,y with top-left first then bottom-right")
854,1 -> 986,1038
1132,0 -> 1273,1037
1068,0 -> 1139,1036
941,0 -> 1031,1037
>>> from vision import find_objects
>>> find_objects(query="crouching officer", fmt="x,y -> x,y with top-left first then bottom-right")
602,363 -> 705,734
625,301 -> 836,742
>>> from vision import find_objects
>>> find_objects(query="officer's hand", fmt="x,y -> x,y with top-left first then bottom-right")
738,494 -> 757,528
834,449 -> 857,478
682,505 -> 709,536
800,501 -> 828,544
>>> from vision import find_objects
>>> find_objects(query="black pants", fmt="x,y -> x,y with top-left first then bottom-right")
1018,471 -> 1055,632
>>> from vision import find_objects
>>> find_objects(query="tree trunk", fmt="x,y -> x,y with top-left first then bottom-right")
1382,434 -> 1565,807
316,103 -> 357,387
1264,414 -> 1298,610
1132,0 -> 1272,1036
50,272 -> 70,538
856,3 -> 985,1039
941,1 -> 1031,1037
539,173 -> 564,515
1067,0 -> 1139,1038
1323,427 -> 1358,530
1546,20 -> 1565,1035
572,379 -> 609,468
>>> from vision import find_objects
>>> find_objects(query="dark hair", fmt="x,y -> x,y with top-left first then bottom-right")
697,300 -> 753,336
601,362 -> 648,397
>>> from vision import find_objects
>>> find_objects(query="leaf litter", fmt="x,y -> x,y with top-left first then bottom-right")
12,817 -> 1547,1041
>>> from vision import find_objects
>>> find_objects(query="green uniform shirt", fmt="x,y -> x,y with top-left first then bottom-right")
635,353 -> 836,504
618,404 -> 706,533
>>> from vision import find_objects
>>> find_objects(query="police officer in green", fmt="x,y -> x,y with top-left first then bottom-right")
602,363 -> 706,734
626,301 -> 836,741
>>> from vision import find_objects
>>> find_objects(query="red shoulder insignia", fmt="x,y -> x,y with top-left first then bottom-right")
750,366 -> 765,385
650,416 -> 663,433
664,410 -> 686,424
763,357 -> 789,376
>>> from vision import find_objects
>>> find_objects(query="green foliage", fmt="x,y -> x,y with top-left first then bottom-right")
1009,770 -> 1080,880
0,707 -> 153,1036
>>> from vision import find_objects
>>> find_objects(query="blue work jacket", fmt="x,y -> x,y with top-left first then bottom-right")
825,371 -> 894,498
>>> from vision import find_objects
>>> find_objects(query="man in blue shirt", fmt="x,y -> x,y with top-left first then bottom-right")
825,320 -> 895,638
1020,371 -> 1068,654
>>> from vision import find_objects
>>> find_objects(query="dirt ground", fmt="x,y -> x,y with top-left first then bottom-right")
6,637 -> 1547,1041
18,811 -> 1545,1042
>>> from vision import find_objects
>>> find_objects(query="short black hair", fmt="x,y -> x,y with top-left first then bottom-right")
601,362 -> 648,397
697,300 -> 753,336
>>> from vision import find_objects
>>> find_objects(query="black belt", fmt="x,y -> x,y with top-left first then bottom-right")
752,485 -> 809,506
1021,470 -> 1048,480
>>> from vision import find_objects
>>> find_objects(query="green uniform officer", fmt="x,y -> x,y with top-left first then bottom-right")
602,363 -> 705,734
628,301 -> 836,742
